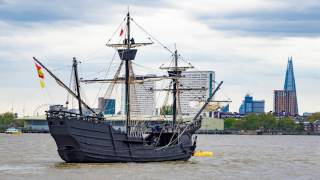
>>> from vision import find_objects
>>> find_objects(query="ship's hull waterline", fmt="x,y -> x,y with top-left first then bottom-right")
47,114 -> 196,163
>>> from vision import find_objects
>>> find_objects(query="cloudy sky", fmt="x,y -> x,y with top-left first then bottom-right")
0,0 -> 319,116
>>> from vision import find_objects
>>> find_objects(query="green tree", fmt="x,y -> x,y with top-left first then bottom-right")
242,113 -> 259,130
160,105 -> 173,115
259,113 -> 277,130
233,119 -> 244,130
307,112 -> 320,123
277,117 -> 297,131
0,112 -> 15,130
224,118 -> 237,129
226,113 -> 301,132
0,112 -> 14,125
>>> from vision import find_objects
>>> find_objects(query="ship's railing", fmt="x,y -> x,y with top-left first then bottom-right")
177,116 -> 202,134
46,110 -> 202,134
46,110 -> 104,122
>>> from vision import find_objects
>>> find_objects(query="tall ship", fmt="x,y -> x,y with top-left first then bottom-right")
33,11 -> 223,163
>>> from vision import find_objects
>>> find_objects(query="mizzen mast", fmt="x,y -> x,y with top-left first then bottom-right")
172,48 -> 179,128
159,47 -> 194,129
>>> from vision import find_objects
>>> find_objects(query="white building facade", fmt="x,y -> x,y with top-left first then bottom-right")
179,71 -> 215,117
121,76 -> 156,116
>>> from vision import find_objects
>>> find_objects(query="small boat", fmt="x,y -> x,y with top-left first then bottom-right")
5,127 -> 22,134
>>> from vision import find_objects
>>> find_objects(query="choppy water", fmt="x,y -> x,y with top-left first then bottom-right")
0,134 -> 319,180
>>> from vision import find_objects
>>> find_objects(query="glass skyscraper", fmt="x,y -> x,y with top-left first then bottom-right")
274,57 -> 299,116
284,57 -> 297,92
239,94 -> 265,115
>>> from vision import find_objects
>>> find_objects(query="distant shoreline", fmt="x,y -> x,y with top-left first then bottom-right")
196,130 -> 320,136
1,132 -> 319,136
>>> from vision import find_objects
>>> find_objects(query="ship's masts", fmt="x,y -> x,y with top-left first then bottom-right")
33,57 -> 97,116
125,12 -> 131,134
172,49 -> 178,128
73,58 -> 83,116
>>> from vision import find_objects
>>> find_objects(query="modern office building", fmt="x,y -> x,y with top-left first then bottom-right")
274,57 -> 299,116
121,75 -> 156,116
98,98 -> 116,115
179,71 -> 215,117
239,94 -> 265,115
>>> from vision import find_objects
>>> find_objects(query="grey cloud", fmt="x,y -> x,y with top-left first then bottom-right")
0,0 -> 168,24
196,3 -> 320,37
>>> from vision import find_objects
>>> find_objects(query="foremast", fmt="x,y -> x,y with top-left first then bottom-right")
32,57 -> 97,116
73,57 -> 83,116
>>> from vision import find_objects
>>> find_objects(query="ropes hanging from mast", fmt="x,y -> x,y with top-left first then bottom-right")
33,57 -> 98,116
131,18 -> 173,54
65,64 -> 74,109
106,16 -> 127,45
103,60 -> 124,99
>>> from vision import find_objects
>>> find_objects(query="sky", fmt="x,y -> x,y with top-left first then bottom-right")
0,0 -> 320,116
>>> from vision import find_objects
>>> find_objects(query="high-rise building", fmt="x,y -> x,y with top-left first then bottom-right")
284,57 -> 297,92
274,90 -> 298,116
121,75 -> 156,116
179,71 -> 215,117
274,57 -> 299,116
239,94 -> 265,115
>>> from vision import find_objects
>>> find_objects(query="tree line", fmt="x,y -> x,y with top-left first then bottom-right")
0,112 -> 23,131
224,113 -> 301,131
307,112 -> 320,123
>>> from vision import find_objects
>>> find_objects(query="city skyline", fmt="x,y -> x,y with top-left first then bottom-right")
0,1 -> 320,116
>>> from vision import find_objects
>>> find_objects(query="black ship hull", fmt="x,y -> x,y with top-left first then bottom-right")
33,10 -> 224,163
47,112 -> 198,163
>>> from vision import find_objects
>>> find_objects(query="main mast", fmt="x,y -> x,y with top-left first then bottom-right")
125,12 -> 131,134
104,11 -> 153,135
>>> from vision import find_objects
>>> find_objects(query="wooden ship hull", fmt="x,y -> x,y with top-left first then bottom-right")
47,111 -> 199,163
33,11 -> 224,163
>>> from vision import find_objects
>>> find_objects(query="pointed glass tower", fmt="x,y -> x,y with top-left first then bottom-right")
274,57 -> 299,116
284,57 -> 297,92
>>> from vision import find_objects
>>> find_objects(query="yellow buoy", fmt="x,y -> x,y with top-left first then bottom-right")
192,150 -> 214,157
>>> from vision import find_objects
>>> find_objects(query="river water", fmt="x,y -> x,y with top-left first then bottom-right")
0,134 -> 319,180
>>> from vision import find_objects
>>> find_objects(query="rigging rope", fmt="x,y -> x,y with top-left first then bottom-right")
91,49 -> 118,107
131,18 -> 173,54
66,64 -> 74,109
106,16 -> 127,45
132,18 -> 196,70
